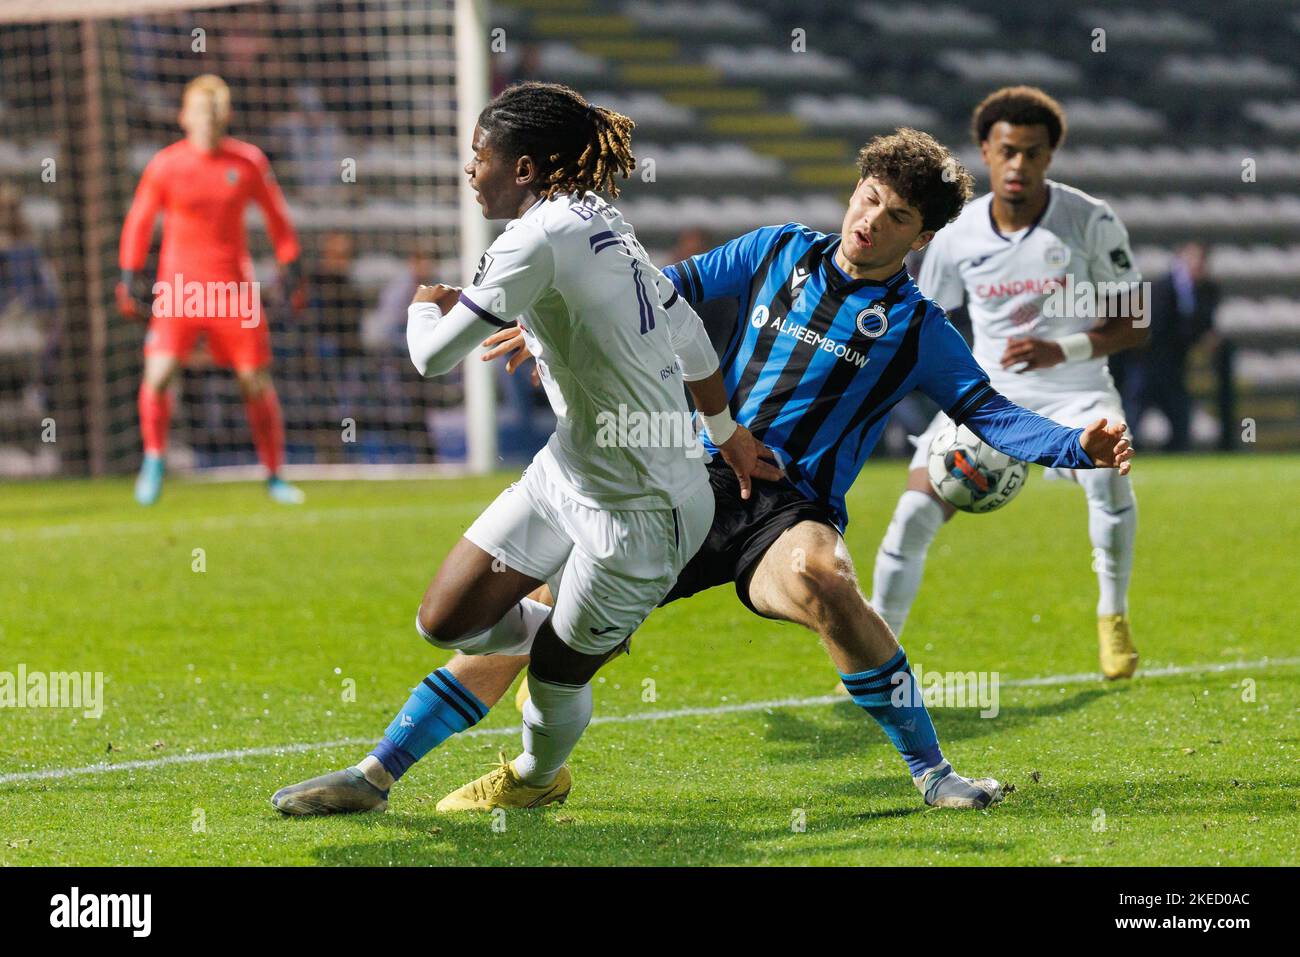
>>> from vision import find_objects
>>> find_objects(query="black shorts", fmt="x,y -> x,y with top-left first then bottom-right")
659,459 -> 838,615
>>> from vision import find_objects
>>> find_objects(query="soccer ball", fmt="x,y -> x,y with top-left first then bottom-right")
926,422 -> 1028,514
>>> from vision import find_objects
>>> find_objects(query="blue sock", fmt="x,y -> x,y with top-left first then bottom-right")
840,647 -> 944,776
370,667 -> 488,781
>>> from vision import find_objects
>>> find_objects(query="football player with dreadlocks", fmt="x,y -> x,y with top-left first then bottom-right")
271,81 -> 777,815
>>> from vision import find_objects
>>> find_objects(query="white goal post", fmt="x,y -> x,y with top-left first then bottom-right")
455,0 -> 495,475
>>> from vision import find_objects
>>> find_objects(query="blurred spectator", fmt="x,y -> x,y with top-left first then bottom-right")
667,227 -> 714,263
283,231 -> 364,460
309,231 -> 366,361
492,43 -> 542,94
366,247 -> 431,352
270,84 -> 346,200
0,183 -> 60,422
360,247 -> 442,461
1120,243 -> 1219,452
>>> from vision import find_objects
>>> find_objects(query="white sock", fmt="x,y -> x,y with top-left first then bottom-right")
417,596 -> 550,655
513,674 -> 592,786
1078,470 -> 1137,616
871,490 -> 946,636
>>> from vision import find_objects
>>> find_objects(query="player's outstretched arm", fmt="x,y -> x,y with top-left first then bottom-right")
959,389 -> 1132,473
920,309 -> 1132,473
475,298 -> 783,497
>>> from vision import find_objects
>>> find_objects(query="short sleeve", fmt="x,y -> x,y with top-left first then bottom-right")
1085,202 -> 1141,284
665,224 -> 791,303
460,222 -> 555,324
915,228 -> 965,311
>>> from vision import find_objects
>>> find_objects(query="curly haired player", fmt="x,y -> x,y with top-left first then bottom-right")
271,82 -> 774,815
871,87 -> 1147,680
274,123 -> 1132,817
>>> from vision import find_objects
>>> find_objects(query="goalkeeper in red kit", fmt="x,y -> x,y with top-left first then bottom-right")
118,74 -> 306,505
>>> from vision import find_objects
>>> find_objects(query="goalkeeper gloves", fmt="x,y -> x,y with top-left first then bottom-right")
115,270 -> 154,320
278,259 -> 307,312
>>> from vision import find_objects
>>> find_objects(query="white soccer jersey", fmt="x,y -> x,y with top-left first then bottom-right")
917,180 -> 1141,402
461,192 -> 709,511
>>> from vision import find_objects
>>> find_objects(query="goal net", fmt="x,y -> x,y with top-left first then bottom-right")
0,0 -> 497,480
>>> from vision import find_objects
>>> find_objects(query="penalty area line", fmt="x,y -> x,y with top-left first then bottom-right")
1,655 -> 1296,786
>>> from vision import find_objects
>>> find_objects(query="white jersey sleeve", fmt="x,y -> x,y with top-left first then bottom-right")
917,227 -> 965,311
659,274 -> 719,381
1083,202 -> 1141,285
406,299 -> 497,377
460,221 -> 555,325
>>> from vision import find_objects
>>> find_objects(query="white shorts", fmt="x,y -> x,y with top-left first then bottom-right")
464,446 -> 714,656
908,387 -> 1128,471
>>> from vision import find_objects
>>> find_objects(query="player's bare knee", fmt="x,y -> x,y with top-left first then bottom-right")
143,356 -> 179,392
236,368 -> 269,399
906,468 -> 955,520
415,599 -> 463,648
786,555 -> 859,626
816,574 -> 868,635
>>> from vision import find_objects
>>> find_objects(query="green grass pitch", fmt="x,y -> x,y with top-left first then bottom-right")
2,454 -> 1297,866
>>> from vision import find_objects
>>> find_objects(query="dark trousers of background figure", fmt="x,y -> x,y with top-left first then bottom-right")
1124,358 -> 1192,453
1114,342 -> 1237,453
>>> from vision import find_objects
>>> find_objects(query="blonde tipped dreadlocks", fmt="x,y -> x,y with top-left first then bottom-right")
478,82 -> 636,199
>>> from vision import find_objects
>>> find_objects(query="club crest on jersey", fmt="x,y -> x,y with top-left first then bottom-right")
855,304 -> 889,338
1044,244 -> 1069,268
473,251 -> 494,285
750,304 -> 770,329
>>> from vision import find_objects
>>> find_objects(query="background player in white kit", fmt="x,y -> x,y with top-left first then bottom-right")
271,82 -> 778,815
872,86 -> 1147,679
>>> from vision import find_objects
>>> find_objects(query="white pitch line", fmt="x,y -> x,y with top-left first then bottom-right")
996,655 -> 1300,687
0,502 -> 480,543
2,655 -> 1296,786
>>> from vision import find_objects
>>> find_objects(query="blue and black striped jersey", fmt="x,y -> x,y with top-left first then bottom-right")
666,223 -> 1090,528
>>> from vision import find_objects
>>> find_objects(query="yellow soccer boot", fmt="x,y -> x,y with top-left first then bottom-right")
1098,613 -> 1138,680
436,753 -> 571,812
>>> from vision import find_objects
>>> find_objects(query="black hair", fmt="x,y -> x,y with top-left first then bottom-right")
972,85 -> 1067,149
478,81 -> 636,199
